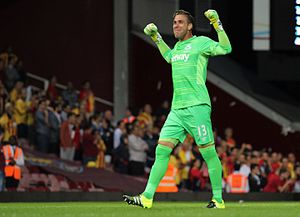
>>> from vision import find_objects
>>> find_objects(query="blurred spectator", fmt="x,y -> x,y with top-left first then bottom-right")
248,163 -> 266,192
4,56 -> 19,92
178,136 -> 195,189
95,131 -> 106,168
9,81 -> 23,105
14,88 -> 28,140
288,153 -> 296,179
48,102 -> 62,155
82,126 -> 99,165
226,164 -> 249,193
73,115 -> 83,161
228,147 -> 239,163
0,103 -> 17,142
264,168 -> 294,192
0,46 -> 18,68
113,135 -> 129,174
2,136 -> 24,191
122,107 -> 136,124
137,104 -> 153,128
101,110 -> 114,159
224,127 -> 236,148
104,110 -> 114,126
79,81 -> 95,116
250,151 -> 260,164
258,151 -> 272,176
213,128 -> 222,147
238,147 -> 251,177
60,112 -> 76,161
293,166 -> 300,192
0,128 -> 4,191
79,106 -> 90,129
90,114 -> 102,132
189,159 -> 206,191
218,140 -> 229,158
143,125 -> 159,174
46,76 -> 59,102
62,81 -> 77,108
15,60 -> 27,85
61,104 -> 71,122
240,143 -> 253,157
169,147 -> 183,187
270,152 -> 281,173
35,99 -> 50,152
191,143 -> 202,162
281,157 -> 296,179
113,120 -> 126,150
234,153 -> 251,177
26,93 -> 39,146
128,124 -> 148,176
0,80 -> 8,115
221,153 -> 234,179
71,102 -> 80,115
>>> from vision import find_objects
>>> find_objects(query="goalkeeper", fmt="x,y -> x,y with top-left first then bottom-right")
123,9 -> 231,209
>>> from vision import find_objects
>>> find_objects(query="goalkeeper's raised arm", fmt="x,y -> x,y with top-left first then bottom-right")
204,9 -> 232,54
144,23 -> 171,62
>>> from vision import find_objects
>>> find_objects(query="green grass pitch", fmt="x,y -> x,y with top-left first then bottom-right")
0,202 -> 299,217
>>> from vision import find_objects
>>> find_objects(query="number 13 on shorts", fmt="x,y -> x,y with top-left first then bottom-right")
197,124 -> 213,144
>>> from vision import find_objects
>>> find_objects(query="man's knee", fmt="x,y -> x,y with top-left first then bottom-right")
158,141 -> 174,149
158,140 -> 176,149
155,142 -> 174,158
199,144 -> 217,160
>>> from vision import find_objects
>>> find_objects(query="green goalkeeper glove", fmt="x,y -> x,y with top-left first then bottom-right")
144,23 -> 162,44
204,9 -> 224,32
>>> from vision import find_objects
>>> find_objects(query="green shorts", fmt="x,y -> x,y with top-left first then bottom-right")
159,104 -> 214,146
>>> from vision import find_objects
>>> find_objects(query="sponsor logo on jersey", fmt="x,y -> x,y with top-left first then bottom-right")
171,53 -> 190,63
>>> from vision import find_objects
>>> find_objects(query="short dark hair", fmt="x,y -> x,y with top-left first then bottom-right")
9,136 -> 18,146
67,112 -> 76,119
279,168 -> 288,175
173,9 -> 195,30
250,163 -> 258,171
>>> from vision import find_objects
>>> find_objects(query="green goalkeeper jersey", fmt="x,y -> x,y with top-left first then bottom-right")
163,35 -> 230,109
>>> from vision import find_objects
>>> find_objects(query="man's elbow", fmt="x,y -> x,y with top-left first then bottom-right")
227,46 -> 232,54
224,45 -> 232,54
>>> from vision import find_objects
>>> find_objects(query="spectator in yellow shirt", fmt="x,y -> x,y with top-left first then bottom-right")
9,81 -> 23,105
178,136 -> 195,189
0,103 -> 17,142
14,88 -> 28,140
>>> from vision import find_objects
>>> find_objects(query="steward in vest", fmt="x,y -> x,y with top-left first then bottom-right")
226,172 -> 249,193
156,163 -> 178,192
2,136 -> 24,190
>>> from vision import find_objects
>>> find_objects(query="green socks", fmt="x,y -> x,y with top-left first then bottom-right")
143,144 -> 173,199
199,145 -> 223,203
142,144 -> 222,203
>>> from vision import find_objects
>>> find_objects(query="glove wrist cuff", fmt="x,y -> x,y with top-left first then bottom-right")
212,20 -> 224,32
151,32 -> 162,44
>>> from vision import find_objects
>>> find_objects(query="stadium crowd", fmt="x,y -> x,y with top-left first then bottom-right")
0,47 -> 299,193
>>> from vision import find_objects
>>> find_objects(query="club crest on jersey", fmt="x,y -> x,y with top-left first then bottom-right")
171,53 -> 190,63
184,44 -> 192,50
